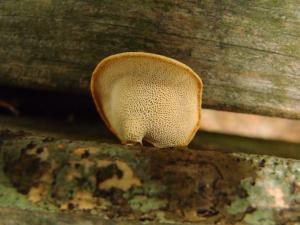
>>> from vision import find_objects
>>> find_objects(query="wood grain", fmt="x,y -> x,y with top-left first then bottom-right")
0,0 -> 300,119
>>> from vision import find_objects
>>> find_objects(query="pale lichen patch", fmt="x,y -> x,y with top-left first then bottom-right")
60,191 -> 97,210
26,147 -> 49,161
183,209 -> 205,222
27,160 -> 57,203
66,169 -> 81,182
266,187 -> 289,209
227,154 -> 300,224
68,158 -> 95,175
97,159 -> 114,168
28,184 -> 47,203
98,160 -> 141,191
57,144 -> 64,150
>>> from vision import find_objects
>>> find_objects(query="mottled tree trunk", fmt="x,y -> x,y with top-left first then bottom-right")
0,129 -> 300,225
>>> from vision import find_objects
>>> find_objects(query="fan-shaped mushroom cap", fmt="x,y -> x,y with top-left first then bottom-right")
91,52 -> 202,148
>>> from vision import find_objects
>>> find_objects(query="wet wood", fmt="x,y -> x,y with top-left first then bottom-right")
0,0 -> 300,119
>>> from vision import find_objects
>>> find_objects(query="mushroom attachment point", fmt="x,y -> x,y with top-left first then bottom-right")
91,52 -> 203,148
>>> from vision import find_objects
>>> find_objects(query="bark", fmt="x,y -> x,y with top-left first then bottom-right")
1,114 -> 300,160
1,128 -> 300,225
0,0 -> 300,119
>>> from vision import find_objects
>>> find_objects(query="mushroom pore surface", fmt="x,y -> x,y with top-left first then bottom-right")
91,53 -> 202,148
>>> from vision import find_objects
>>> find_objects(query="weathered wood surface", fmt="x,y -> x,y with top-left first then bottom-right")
0,0 -> 300,119
1,129 -> 300,225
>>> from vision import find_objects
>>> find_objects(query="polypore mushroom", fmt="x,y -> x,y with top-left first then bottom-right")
91,52 -> 202,148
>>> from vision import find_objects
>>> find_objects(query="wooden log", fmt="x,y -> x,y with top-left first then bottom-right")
1,114 -> 300,160
0,208 -> 179,225
0,1 -> 300,119
1,128 -> 300,225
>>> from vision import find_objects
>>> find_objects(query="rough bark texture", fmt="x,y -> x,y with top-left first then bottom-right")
1,129 -> 300,225
0,208 -> 182,225
1,0 -> 300,119
1,1 -> 300,224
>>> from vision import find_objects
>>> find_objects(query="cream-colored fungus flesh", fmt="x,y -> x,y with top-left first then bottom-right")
91,52 -> 202,148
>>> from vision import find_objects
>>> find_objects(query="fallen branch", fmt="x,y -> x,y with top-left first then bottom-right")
0,0 -> 300,119
0,129 -> 300,224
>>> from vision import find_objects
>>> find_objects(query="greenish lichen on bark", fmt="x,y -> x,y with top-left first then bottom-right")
1,129 -> 300,225
227,153 -> 300,224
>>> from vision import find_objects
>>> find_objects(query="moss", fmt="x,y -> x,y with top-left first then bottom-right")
0,140 -> 58,211
129,195 -> 167,213
227,198 -> 250,214
123,182 -> 167,202
142,182 -> 167,197
0,184 -> 57,212
244,210 -> 275,225
226,154 -> 300,224
54,165 -> 79,200
97,144 -> 135,160
1,130 -> 300,223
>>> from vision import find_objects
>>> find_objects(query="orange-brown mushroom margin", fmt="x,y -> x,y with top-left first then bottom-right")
90,52 -> 203,148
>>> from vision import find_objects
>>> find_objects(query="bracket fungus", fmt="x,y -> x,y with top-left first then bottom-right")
91,52 -> 202,148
